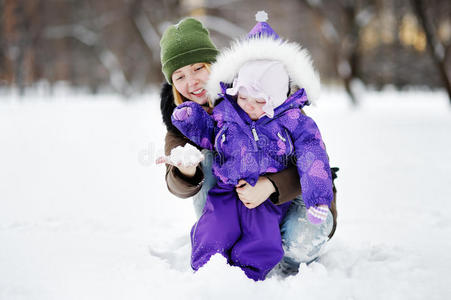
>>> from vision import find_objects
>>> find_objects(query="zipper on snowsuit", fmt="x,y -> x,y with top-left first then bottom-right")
285,129 -> 294,154
251,123 -> 259,141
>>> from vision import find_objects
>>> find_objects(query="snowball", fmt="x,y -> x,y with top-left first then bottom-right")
168,143 -> 204,166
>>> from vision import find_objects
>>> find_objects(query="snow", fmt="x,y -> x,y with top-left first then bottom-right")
168,144 -> 204,166
0,89 -> 450,299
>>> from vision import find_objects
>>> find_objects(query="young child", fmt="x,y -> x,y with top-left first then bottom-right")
171,13 -> 333,281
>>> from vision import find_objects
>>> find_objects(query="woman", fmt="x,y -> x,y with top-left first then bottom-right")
158,17 -> 338,276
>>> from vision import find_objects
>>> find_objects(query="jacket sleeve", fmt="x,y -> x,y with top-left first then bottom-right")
171,102 -> 215,150
263,108 -> 306,205
164,130 -> 204,198
291,114 -> 334,209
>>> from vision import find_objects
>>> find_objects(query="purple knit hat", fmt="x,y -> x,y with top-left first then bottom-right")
247,11 -> 280,39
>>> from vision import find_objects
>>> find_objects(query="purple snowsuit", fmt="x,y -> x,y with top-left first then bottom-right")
171,87 -> 333,280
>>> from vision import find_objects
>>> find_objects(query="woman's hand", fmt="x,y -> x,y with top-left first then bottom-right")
235,177 -> 276,209
156,144 -> 204,178
156,155 -> 202,178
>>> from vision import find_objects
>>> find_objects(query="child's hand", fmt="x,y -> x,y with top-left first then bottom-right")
235,177 -> 275,209
307,205 -> 329,225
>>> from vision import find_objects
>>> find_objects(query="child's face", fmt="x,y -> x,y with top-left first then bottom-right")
237,92 -> 266,120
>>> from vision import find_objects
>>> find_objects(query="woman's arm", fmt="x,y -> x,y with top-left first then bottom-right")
235,164 -> 301,207
264,165 -> 302,204
164,130 -> 205,198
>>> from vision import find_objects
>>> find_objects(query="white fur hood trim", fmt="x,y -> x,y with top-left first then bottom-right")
206,36 -> 320,103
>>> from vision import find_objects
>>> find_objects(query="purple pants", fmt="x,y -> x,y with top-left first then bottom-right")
190,182 -> 291,281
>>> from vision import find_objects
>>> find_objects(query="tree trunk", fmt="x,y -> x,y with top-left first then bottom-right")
15,1 -> 26,95
0,0 -> 5,83
300,0 -> 360,105
411,0 -> 451,103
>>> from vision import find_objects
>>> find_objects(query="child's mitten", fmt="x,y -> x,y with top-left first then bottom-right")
307,205 -> 329,225
172,106 -> 192,121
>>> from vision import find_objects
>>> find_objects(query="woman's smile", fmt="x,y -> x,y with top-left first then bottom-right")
191,88 -> 205,95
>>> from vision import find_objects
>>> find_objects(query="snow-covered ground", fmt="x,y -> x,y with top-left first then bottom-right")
0,89 -> 450,299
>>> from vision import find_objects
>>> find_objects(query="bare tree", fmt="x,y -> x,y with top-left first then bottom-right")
6,0 -> 28,94
411,0 -> 451,103
299,0 -> 376,105
1,0 -> 448,97
0,0 -> 6,85
126,0 -> 176,86
43,0 -> 134,95
2,0 -> 44,94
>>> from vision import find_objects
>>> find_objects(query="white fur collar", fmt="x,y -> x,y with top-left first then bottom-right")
206,36 -> 321,103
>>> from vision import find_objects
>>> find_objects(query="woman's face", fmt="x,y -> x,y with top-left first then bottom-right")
172,63 -> 210,105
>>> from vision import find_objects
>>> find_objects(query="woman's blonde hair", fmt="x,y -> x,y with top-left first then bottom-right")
172,63 -> 213,108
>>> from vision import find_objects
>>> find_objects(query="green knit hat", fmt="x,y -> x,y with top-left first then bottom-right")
160,18 -> 219,84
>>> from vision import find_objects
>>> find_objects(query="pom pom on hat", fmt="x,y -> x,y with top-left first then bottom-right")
247,11 -> 279,39
255,11 -> 268,22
